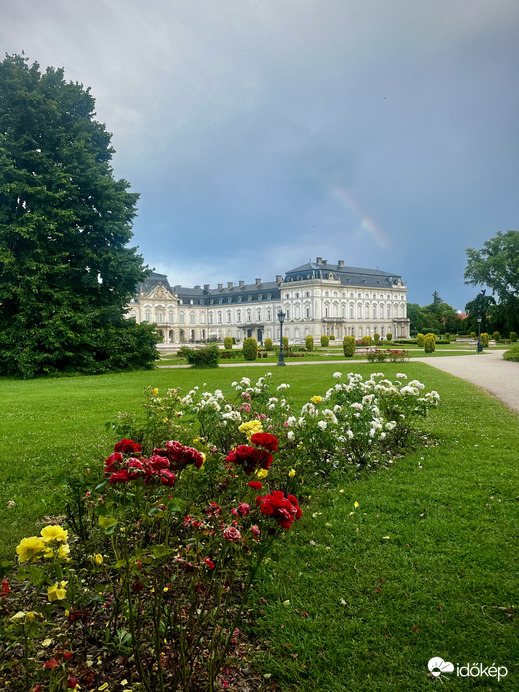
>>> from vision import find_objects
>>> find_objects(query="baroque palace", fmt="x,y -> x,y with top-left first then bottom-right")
127,257 -> 410,345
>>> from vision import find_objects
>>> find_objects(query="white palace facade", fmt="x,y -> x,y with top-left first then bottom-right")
127,257 -> 410,345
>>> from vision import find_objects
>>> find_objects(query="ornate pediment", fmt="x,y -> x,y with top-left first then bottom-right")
147,284 -> 175,300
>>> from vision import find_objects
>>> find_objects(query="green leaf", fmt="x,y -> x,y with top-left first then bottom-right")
98,515 -> 118,530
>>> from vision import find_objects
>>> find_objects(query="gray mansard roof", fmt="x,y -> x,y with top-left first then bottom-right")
137,259 -> 405,306
284,260 -> 404,289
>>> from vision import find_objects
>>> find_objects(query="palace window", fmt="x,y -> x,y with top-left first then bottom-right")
145,311 -> 151,322
179,312 -> 185,324
168,311 -> 174,322
190,312 -> 195,324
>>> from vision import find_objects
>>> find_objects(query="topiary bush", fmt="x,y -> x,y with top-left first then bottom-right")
480,332 -> 489,347
264,338 -> 273,351
470,331 -> 477,339
373,333 -> 380,342
386,333 -> 392,342
510,331 -> 518,342
321,335 -> 329,347
424,334 -> 436,353
305,335 -> 314,351
242,337 -> 258,361
329,334 -> 335,340
282,336 -> 289,348
492,331 -> 501,341
445,332 -> 450,341
182,344 -> 220,368
223,336 -> 233,350
363,335 -> 373,346
416,333 -> 425,347
343,335 -> 356,357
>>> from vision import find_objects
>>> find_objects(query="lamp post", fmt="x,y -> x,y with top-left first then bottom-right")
277,311 -> 286,366
477,316 -> 483,353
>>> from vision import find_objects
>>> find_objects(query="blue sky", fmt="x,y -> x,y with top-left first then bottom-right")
3,0 -> 519,309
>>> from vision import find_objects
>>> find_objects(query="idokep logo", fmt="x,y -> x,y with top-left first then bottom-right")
428,657 -> 454,678
428,657 -> 508,682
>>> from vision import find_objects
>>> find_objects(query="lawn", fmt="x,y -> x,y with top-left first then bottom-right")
1,361 -> 518,690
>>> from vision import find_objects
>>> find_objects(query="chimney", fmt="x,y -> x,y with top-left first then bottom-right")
203,284 -> 210,291
218,283 -> 223,290
338,260 -> 344,267
227,281 -> 233,288
194,285 -> 201,289
239,280 -> 245,288
255,278 -> 261,285
316,257 -> 322,264
322,259 -> 328,265
276,275 -> 282,283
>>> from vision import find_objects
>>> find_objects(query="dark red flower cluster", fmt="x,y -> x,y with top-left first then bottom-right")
114,439 -> 142,455
225,445 -> 273,475
255,491 -> 302,530
153,440 -> 205,470
250,432 -> 278,451
104,442 -> 176,487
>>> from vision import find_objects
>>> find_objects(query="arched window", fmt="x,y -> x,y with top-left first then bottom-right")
227,310 -> 232,323
257,308 -> 262,321
145,311 -> 151,322
236,310 -> 241,323
247,309 -> 252,322
156,311 -> 163,323
190,312 -> 196,324
208,312 -> 213,324
217,311 -> 222,324
200,312 -> 206,323
373,305 -> 377,319
168,311 -> 174,323
306,306 -> 310,318
179,312 -> 185,324
365,305 -> 370,319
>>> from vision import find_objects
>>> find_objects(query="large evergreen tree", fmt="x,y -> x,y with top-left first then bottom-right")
0,55 -> 159,377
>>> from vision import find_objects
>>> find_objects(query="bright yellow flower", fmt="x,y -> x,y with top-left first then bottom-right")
93,553 -> 103,565
354,501 -> 359,508
311,396 -> 322,404
162,417 -> 168,423
57,543 -> 70,559
200,452 -> 206,464
288,468 -> 296,478
239,420 -> 263,440
152,388 -> 159,396
40,525 -> 68,544
256,469 -> 269,480
47,580 -> 68,602
16,536 -> 45,562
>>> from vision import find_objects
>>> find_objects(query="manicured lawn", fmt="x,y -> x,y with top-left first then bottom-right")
1,362 -> 518,689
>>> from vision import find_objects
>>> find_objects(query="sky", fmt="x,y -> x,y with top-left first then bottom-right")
3,0 -> 519,309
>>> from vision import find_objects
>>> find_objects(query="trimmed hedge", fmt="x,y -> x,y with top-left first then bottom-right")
510,331 -> 518,342
503,344 -> 519,362
264,338 -> 273,351
480,333 -> 489,348
305,335 -> 314,351
180,344 -> 220,368
343,335 -> 356,357
243,337 -> 258,361
223,337 -> 233,350
320,335 -> 329,347
424,335 -> 436,353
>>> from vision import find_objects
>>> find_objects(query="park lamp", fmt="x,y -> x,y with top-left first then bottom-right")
277,310 -> 286,366
477,316 -> 483,353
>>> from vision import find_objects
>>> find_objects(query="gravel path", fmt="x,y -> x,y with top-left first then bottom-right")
420,349 -> 519,415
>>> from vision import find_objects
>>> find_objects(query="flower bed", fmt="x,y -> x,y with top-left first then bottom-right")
1,372 -> 440,690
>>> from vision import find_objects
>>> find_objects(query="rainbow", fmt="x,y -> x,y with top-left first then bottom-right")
331,187 -> 390,249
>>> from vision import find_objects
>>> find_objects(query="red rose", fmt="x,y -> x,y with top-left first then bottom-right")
251,432 -> 278,451
248,481 -> 263,490
67,677 -> 79,689
256,491 -> 302,530
231,502 -> 250,517
159,469 -> 176,486
114,439 -> 142,455
251,524 -> 260,541
148,455 -> 170,471
109,468 -> 130,484
43,656 -> 60,670
222,526 -> 242,542
204,557 -> 215,569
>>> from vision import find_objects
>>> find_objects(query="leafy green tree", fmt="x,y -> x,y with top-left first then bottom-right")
465,231 -> 519,332
0,55 -> 158,377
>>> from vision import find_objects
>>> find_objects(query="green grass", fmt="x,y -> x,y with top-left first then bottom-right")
1,362 -> 518,690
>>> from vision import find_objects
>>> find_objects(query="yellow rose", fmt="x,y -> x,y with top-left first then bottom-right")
311,396 -> 322,404
57,543 -> 70,559
256,469 -> 268,480
93,553 -> 103,565
16,536 -> 45,563
152,388 -> 159,396
47,580 -> 68,602
288,468 -> 296,478
40,525 -> 68,544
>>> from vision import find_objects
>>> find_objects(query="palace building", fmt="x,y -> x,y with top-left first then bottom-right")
126,257 -> 410,345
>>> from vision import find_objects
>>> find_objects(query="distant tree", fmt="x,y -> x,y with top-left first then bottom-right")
0,55 -> 158,377
465,231 -> 519,332
464,292 -> 496,334
409,293 -> 457,335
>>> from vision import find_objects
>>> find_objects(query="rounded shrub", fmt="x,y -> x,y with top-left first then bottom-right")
343,335 -> 356,357
305,335 -> 314,351
329,334 -> 335,340
424,334 -> 436,353
242,337 -> 258,361
264,338 -> 273,351
183,344 -> 220,368
373,333 -> 380,342
320,335 -> 329,347
386,333 -> 392,342
363,335 -> 372,346
445,332 -> 450,341
480,332 -> 489,347
503,344 -> 519,361
282,336 -> 289,348
470,331 -> 477,339
416,333 -> 425,347
492,331 -> 501,342
223,337 -> 233,350
510,331 -> 518,342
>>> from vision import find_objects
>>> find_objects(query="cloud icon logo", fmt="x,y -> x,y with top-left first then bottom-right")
428,657 -> 454,677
